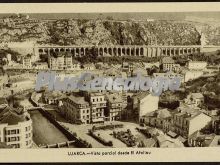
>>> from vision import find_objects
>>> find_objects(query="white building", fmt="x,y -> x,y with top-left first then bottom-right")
183,70 -> 203,82
161,57 -> 180,72
83,63 -> 95,70
187,61 -> 207,70
170,105 -> 212,138
0,106 -> 33,148
185,93 -> 204,107
132,92 -> 159,121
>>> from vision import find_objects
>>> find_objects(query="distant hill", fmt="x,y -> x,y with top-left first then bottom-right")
0,15 -> 201,46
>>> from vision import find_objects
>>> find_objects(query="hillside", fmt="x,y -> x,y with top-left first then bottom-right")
0,15 -> 202,46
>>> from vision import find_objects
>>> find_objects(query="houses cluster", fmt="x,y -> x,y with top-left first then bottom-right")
160,56 -> 209,82
139,91 -> 220,147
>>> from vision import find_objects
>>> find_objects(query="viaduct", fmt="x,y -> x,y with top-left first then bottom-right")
34,45 -> 217,58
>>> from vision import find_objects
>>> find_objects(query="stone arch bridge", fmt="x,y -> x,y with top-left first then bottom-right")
34,45 -> 203,58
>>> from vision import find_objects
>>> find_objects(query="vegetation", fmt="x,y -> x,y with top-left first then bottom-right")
88,129 -> 113,146
0,49 -> 21,64
113,129 -> 137,147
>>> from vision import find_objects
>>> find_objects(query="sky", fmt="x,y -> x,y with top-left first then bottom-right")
0,12 -> 220,21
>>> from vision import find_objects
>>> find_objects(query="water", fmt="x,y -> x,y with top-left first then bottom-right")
29,110 -> 70,146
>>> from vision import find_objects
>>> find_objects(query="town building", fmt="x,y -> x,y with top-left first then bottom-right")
103,68 -> 122,78
21,54 -> 32,69
132,67 -> 148,77
33,62 -> 48,70
61,95 -> 91,124
0,106 -> 33,148
188,131 -> 220,147
85,92 -> 107,123
169,105 -> 212,138
122,62 -> 134,72
43,90 -> 64,106
105,93 -> 123,121
187,61 -> 207,70
155,134 -> 184,148
140,108 -> 172,130
185,93 -> 204,107
83,63 -> 95,70
160,57 -> 180,72
72,59 -> 81,70
131,92 -> 159,121
182,69 -> 203,82
48,52 -> 80,70
48,52 -> 65,70
61,92 -> 107,124
153,72 -> 184,83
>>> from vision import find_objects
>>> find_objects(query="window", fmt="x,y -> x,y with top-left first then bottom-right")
12,144 -> 20,148
10,130 -> 17,135
26,141 -> 29,145
10,137 -> 17,142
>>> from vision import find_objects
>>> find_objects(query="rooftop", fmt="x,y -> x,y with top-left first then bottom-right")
67,95 -> 89,105
0,106 -> 29,125
189,93 -> 204,99
106,93 -> 123,103
133,92 -> 151,101
190,131 -> 218,147
143,108 -> 171,119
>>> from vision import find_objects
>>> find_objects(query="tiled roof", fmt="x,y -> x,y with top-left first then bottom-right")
189,131 -> 217,147
0,106 -> 28,125
68,95 -> 89,105
157,109 -> 171,119
106,93 -> 123,103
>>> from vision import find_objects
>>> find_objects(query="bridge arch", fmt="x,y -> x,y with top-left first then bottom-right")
99,47 -> 103,56
108,48 -> 112,55
140,47 -> 144,56
60,48 -> 65,52
39,49 -> 43,53
113,48 -> 117,56
126,48 -> 130,55
55,48 -> 59,53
